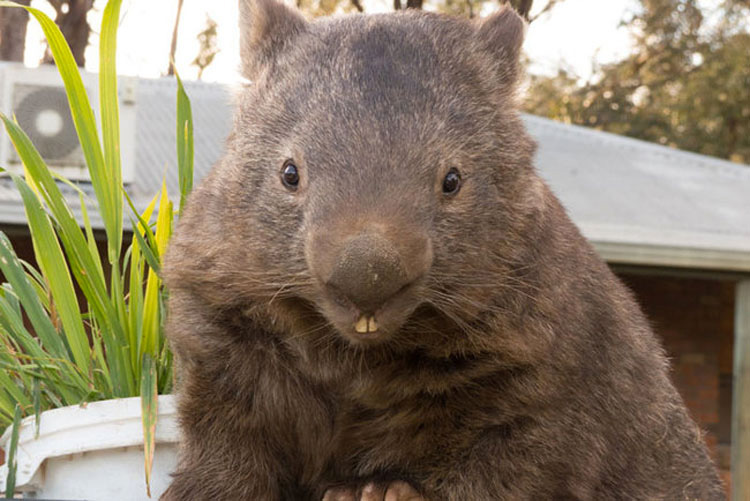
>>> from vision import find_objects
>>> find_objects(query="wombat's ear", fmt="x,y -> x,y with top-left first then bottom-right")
474,5 -> 527,87
239,0 -> 308,80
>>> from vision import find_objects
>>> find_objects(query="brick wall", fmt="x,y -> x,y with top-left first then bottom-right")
617,272 -> 735,497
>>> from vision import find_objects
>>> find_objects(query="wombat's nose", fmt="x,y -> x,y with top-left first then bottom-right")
327,234 -> 409,313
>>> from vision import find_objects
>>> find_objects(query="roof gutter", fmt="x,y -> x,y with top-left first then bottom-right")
581,223 -> 750,274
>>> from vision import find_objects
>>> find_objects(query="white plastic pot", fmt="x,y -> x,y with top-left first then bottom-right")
0,395 -> 179,500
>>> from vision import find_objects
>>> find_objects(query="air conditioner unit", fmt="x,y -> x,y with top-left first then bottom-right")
0,63 -> 137,184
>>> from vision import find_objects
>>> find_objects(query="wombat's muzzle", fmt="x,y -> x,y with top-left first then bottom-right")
308,226 -> 431,338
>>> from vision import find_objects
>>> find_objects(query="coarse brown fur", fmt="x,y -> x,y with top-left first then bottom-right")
161,1 -> 724,499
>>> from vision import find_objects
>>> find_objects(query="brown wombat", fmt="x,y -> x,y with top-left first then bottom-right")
161,0 -> 724,499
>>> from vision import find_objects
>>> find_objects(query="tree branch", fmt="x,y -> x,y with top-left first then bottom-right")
46,0 -> 64,15
167,0 -> 185,76
529,0 -> 563,22
41,0 -> 93,66
0,0 -> 31,62
350,0 -> 364,12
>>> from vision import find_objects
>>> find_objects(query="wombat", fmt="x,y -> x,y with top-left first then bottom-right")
161,0 -> 724,499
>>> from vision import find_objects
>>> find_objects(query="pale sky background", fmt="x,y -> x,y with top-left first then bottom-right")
21,0 -> 639,83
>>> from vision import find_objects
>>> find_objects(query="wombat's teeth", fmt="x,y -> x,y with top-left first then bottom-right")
355,315 -> 378,333
355,315 -> 369,333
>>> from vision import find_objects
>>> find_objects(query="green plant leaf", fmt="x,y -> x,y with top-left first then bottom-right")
129,218 -> 161,278
123,191 -> 161,273
0,365 -> 31,415
140,354 -> 158,498
175,72 -> 194,215
13,175 -> 91,375
1,280 -> 24,318
33,377 -> 41,438
0,116 -> 109,319
0,233 -> 67,361
141,183 -> 171,360
0,0 -> 191,477
4,403 -> 22,497
99,0 -> 125,264
0,293 -> 49,368
0,1 -> 120,265
0,114 -> 131,397
78,192 -> 107,287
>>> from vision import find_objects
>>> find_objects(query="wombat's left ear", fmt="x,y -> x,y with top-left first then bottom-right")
239,0 -> 308,80
474,5 -> 527,87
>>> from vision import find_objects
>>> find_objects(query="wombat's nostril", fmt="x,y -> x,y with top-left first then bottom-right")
326,233 -> 410,313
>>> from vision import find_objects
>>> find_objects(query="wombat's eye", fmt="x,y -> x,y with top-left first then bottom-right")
442,168 -> 462,195
281,161 -> 300,190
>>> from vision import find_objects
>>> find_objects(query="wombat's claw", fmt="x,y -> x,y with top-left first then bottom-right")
323,486 -> 357,501
322,481 -> 424,501
381,481 -> 424,501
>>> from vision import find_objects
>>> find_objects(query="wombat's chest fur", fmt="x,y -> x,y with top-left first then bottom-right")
161,1 -> 724,500
221,329 -> 539,499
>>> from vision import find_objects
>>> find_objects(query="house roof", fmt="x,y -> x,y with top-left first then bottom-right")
1,76 -> 748,273
526,115 -> 750,273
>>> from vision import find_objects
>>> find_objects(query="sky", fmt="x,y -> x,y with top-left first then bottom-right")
21,0 -> 639,83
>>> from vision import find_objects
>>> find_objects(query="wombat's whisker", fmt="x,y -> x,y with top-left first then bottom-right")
286,321 -> 335,343
428,273 -> 541,303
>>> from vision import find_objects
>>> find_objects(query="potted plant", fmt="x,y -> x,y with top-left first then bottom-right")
0,0 -> 193,498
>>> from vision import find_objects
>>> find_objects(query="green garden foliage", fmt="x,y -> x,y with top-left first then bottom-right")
0,0 -> 194,493
525,0 -> 750,164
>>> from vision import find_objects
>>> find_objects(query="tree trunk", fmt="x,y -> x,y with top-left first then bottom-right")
405,0 -> 423,8
167,0 -> 185,76
0,0 -> 32,62
42,0 -> 94,67
509,0 -> 533,20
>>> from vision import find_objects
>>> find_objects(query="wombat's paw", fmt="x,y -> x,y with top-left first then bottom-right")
322,481 -> 424,501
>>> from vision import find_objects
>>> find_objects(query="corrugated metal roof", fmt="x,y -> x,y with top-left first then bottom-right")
528,115 -> 750,242
1,76 -> 748,272
525,115 -> 750,271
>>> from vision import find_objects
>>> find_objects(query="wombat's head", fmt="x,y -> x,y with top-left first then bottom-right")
170,0 -> 541,350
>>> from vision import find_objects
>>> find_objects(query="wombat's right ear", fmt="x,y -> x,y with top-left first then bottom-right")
239,0 -> 308,80
474,4 -> 527,87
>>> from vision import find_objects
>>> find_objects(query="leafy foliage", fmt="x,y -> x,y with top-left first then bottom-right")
192,15 -> 220,80
525,0 -> 750,163
0,0 -> 193,492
